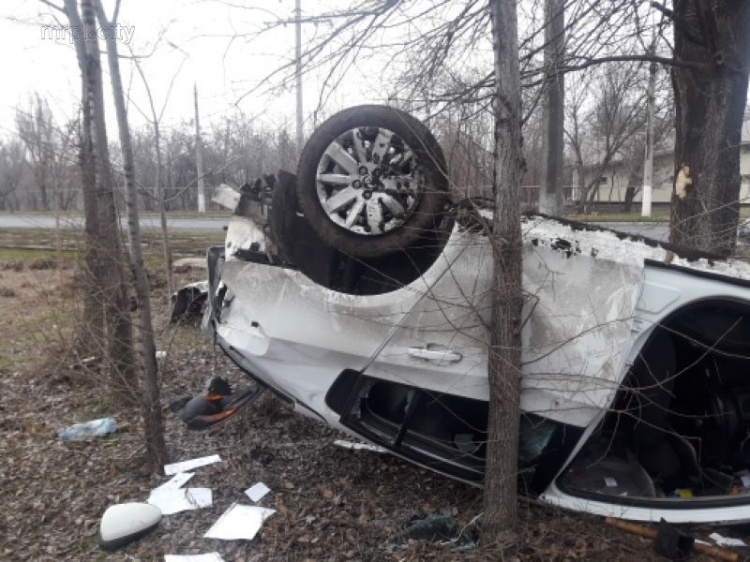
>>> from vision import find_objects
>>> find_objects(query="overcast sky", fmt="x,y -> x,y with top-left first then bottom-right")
2,1 -> 748,143
0,0 -> 383,137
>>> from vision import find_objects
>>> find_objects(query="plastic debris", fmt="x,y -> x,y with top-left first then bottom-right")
244,482 -> 270,503
710,533 -> 747,548
204,503 -> 276,541
386,515 -> 458,548
60,417 -> 117,441
98,503 -> 161,552
654,519 -> 695,560
156,351 -> 167,360
211,184 -> 240,210
605,517 -> 739,562
164,554 -> 224,562
333,439 -> 387,453
147,488 -> 212,516
164,454 -> 221,475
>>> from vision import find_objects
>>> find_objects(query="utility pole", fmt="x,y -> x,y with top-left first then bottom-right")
538,0 -> 565,216
295,0 -> 304,151
641,45 -> 657,217
194,83 -> 206,214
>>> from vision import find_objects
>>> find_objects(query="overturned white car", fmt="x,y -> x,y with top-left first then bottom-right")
196,105 -> 750,525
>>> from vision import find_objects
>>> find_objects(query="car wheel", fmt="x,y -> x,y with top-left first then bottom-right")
296,105 -> 449,258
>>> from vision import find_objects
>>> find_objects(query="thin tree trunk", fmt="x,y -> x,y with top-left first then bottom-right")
81,0 -> 137,398
194,84 -> 206,214
155,125 -> 174,296
483,0 -> 524,537
538,0 -> 565,216
132,59 -> 174,295
63,0 -> 105,357
94,0 -> 167,471
670,0 -> 750,256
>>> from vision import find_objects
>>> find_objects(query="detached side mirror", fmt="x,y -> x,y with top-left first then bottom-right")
98,503 -> 162,551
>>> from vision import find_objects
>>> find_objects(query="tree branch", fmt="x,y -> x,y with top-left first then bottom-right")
39,0 -> 65,13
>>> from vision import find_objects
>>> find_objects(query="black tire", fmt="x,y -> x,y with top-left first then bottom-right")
297,105 -> 449,258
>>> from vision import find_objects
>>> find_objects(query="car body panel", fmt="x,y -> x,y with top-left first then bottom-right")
203,201 -> 750,524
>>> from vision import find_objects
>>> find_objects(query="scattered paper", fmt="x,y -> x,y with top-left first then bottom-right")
156,351 -> 167,360
153,472 -> 195,492
333,439 -> 386,453
148,488 -> 212,515
604,477 -> 618,488
204,503 -> 276,541
245,482 -> 271,503
164,454 -> 221,475
710,532 -> 747,547
164,554 -> 224,562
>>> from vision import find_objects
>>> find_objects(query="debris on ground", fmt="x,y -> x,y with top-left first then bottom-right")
153,472 -> 196,492
170,280 -> 208,322
164,553 -> 225,562
171,377 -> 265,430
244,482 -> 270,503
653,519 -> 694,561
172,258 -> 209,271
59,417 -> 117,441
147,488 -> 212,516
333,439 -> 386,453
709,533 -> 747,548
384,513 -> 476,552
98,503 -> 162,552
203,503 -> 276,541
605,517 -> 739,561
164,454 -> 221,475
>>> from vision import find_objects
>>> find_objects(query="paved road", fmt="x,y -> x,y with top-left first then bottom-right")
0,214 -> 230,231
0,214 -> 672,240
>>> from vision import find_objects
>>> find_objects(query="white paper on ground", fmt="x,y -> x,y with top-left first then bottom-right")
164,454 -> 221,475
333,439 -> 386,453
204,503 -> 276,541
153,472 -> 195,492
164,554 -> 225,562
709,532 -> 747,547
244,482 -> 270,503
148,488 -> 212,515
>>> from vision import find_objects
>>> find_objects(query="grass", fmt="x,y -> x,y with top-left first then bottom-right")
564,212 -> 670,223
0,209 -> 233,218
0,227 -> 224,270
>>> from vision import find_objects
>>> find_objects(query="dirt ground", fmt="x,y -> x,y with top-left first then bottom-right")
0,259 -> 744,561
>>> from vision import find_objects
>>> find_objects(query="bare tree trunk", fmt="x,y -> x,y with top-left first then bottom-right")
194,84 -> 206,214
80,0 -> 137,398
133,59 -> 174,295
483,0 -> 524,537
670,0 -> 750,256
538,0 -> 565,216
94,0 -> 167,471
63,0 -> 105,356
155,125 -> 174,296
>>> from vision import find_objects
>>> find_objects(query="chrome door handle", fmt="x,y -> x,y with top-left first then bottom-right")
408,346 -> 462,362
